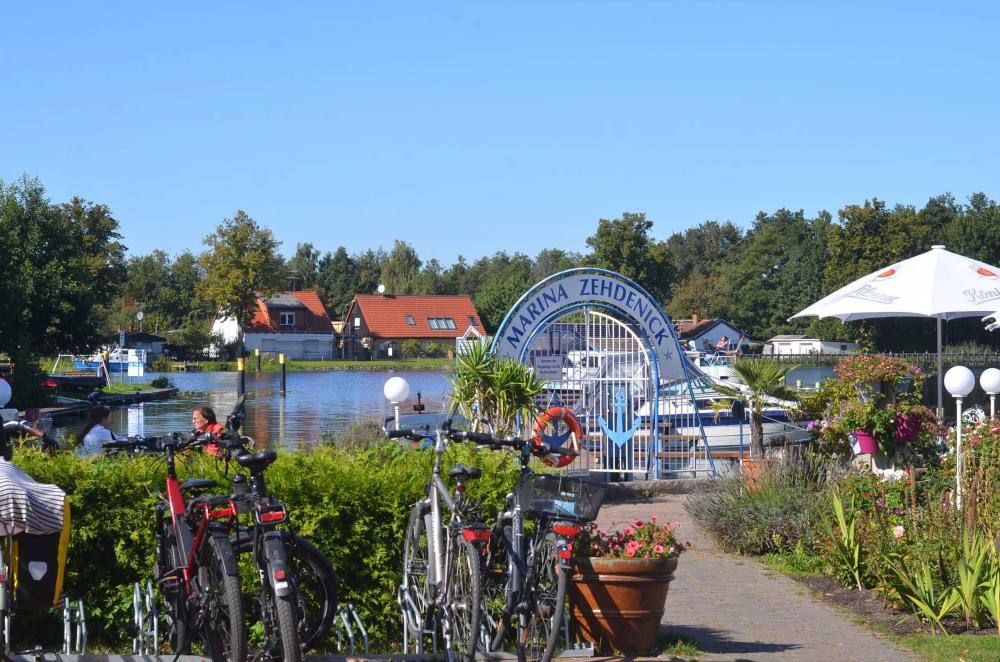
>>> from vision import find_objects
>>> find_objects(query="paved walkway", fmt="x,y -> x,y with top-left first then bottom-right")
594,495 -> 919,662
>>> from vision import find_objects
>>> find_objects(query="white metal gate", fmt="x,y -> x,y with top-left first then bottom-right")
527,309 -> 655,476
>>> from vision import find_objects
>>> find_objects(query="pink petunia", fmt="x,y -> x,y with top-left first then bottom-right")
654,544 -> 664,554
634,520 -> 644,528
624,527 -> 633,536
650,515 -> 658,522
625,549 -> 636,558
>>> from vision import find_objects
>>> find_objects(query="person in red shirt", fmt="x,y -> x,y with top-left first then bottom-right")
192,406 -> 226,456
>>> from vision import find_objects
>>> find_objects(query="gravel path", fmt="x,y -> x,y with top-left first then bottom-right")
594,494 -> 919,661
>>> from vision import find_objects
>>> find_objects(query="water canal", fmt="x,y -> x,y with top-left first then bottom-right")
53,370 -> 453,450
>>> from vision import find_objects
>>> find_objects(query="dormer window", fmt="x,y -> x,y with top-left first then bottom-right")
406,315 -> 415,326
280,312 -> 295,326
428,317 -> 456,330
468,315 -> 478,327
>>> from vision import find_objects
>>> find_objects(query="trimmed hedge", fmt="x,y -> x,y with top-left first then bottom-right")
9,441 -> 519,652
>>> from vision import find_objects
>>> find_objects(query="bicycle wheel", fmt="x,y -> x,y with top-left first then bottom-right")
520,529 -> 567,662
483,523 -> 513,652
158,518 -> 189,653
271,591 -> 303,662
198,531 -> 248,662
444,532 -> 482,661
401,504 -> 430,645
285,535 -> 339,651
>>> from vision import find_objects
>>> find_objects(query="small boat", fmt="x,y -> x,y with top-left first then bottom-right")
48,354 -> 109,390
73,347 -> 147,374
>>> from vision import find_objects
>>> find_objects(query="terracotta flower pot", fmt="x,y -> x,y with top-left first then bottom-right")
568,555 -> 678,654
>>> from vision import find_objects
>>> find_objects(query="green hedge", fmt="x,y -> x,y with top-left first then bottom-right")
9,441 -> 518,652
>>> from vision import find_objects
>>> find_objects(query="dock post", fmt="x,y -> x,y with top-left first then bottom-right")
279,353 -> 286,396
255,348 -> 261,373
237,357 -> 245,396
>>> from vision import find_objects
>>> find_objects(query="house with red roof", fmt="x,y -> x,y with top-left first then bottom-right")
672,314 -> 750,353
341,294 -> 483,359
211,290 -> 336,360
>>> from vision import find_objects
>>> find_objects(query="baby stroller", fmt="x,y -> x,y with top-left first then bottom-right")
0,459 -> 71,655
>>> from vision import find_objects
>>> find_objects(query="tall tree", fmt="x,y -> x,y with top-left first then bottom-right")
532,248 -> 581,283
584,212 -> 668,296
286,242 -> 320,290
353,248 -> 386,298
662,220 -> 744,284
380,240 -> 422,294
0,177 -> 126,405
316,247 -> 358,318
196,210 -> 284,354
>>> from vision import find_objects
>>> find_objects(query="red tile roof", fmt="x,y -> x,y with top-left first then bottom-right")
351,294 -> 483,338
246,291 -> 333,334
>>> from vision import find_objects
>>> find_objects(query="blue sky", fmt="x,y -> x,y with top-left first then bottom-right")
2,1 -> 998,263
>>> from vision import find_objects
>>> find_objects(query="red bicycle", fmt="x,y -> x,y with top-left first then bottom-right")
106,432 -> 248,660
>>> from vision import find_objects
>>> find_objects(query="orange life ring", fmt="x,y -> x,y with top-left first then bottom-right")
532,407 -> 582,468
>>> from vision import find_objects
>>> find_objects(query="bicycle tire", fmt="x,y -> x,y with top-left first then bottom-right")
285,535 -> 339,651
158,517 -> 190,654
199,531 -> 248,662
520,529 -> 567,662
484,523 -> 513,652
272,591 -> 303,662
402,504 -> 430,644
444,533 -> 482,661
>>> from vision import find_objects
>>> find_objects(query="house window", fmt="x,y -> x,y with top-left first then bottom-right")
406,315 -> 415,326
428,317 -> 456,330
468,315 -> 477,327
280,312 -> 295,326
354,317 -> 361,328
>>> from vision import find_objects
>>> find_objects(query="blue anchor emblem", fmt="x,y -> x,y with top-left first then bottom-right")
539,421 -> 573,449
597,391 -> 642,448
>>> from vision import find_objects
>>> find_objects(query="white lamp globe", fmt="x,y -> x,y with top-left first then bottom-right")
383,376 -> 410,403
0,379 -> 10,407
945,366 -> 976,398
981,368 -> 1000,395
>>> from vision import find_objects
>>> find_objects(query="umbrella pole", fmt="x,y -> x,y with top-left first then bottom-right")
937,315 -> 944,418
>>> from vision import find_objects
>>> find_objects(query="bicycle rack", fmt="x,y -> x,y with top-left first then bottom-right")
131,581 -> 159,655
334,602 -> 369,655
61,598 -> 87,654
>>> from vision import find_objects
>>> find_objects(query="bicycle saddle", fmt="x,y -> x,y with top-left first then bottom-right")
180,478 -> 218,493
236,450 -> 278,473
447,463 -> 482,481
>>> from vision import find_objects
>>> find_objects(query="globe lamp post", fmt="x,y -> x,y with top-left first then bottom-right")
945,366 -> 976,509
980,368 -> 1000,419
383,376 -> 411,431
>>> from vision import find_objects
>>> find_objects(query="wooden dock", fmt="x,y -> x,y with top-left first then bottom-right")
23,388 -> 179,421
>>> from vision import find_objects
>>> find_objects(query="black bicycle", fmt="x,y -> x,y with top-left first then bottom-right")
475,432 -> 606,662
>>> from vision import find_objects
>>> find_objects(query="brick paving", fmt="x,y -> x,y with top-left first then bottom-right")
594,494 -> 919,662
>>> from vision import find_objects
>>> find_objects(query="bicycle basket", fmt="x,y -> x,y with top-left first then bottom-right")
515,473 -> 606,522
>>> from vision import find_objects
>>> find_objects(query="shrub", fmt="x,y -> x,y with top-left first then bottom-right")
6,435 -> 521,652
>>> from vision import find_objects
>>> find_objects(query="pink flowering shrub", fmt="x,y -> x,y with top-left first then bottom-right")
574,516 -> 690,559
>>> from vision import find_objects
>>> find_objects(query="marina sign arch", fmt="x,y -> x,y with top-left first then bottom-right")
490,268 -> 715,479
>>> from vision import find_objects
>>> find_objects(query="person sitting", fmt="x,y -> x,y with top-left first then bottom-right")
714,336 -> 730,351
80,405 -> 115,455
720,335 -> 746,356
193,406 -> 226,456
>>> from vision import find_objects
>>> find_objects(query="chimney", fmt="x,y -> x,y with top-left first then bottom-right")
691,314 -> 699,324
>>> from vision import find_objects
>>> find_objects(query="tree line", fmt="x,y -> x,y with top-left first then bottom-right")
4,174 -> 1000,404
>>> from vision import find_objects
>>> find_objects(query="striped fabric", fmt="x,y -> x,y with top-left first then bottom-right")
0,460 -> 66,536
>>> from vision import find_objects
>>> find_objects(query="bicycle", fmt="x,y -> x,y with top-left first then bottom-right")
476,430 -> 606,662
104,431 -> 248,661
224,439 -> 340,660
385,417 -> 491,661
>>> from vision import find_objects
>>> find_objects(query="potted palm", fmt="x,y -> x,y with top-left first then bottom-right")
710,358 -> 800,472
448,339 -> 546,436
568,518 -> 689,654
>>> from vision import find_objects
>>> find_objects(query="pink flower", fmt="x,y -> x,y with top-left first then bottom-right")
624,527 -> 633,536
893,525 -> 905,539
654,544 -> 665,554
650,515 -> 658,522
634,520 -> 644,528
625,549 -> 636,558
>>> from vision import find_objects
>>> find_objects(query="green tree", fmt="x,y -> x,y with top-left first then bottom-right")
666,271 -> 735,321
380,240 -> 422,294
584,212 -> 666,292
286,242 -> 320,290
662,220 -> 744,284
531,248 -> 581,283
196,210 -> 284,354
316,247 -> 358,318
0,177 -> 126,406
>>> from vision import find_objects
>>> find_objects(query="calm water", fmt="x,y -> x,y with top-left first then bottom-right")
51,365 -> 839,449
53,370 -> 452,450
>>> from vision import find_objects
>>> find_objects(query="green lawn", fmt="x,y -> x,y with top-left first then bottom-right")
898,634 -> 1000,661
193,357 -> 453,372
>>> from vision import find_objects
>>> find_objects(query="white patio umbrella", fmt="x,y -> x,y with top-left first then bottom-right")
790,245 -> 1000,414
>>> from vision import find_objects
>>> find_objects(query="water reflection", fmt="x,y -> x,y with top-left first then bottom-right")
55,371 -> 453,451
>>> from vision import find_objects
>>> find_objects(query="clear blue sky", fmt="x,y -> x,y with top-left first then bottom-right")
2,1 -> 998,264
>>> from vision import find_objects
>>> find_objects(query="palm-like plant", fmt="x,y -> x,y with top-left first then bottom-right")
711,357 -> 799,458
449,339 -> 546,436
